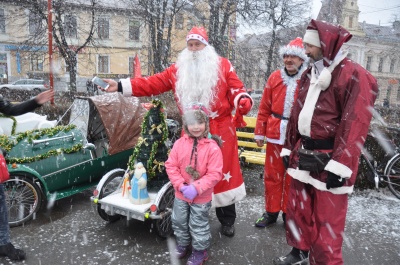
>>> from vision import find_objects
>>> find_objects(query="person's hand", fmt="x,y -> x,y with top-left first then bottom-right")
282,156 -> 289,169
102,79 -> 118,92
180,185 -> 198,200
255,139 -> 264,148
238,96 -> 252,115
35,89 -> 54,105
326,172 -> 345,189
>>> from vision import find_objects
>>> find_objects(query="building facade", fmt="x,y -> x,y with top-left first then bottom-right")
0,1 -> 233,92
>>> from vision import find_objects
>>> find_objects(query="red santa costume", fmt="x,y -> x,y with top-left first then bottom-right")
254,38 -> 307,221
279,20 -> 378,265
118,27 -> 252,230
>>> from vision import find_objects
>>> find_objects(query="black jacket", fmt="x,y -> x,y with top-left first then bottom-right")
0,96 -> 40,116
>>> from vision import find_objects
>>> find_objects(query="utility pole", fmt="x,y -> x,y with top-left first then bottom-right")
48,0 -> 54,104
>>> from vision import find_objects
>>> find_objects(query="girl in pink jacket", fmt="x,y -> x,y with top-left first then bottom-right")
165,105 -> 223,265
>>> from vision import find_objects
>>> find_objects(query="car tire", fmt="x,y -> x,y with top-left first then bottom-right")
97,171 -> 124,222
154,185 -> 174,238
4,175 -> 43,227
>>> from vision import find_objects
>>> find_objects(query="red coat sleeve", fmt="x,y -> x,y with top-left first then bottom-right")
254,77 -> 273,138
122,65 -> 177,97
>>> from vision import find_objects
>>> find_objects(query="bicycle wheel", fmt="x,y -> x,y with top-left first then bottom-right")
97,171 -> 124,222
4,175 -> 43,227
384,154 -> 400,199
154,185 -> 174,238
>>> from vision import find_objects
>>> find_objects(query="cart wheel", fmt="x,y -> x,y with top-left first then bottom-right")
97,171 -> 124,222
154,185 -> 175,238
4,175 -> 43,227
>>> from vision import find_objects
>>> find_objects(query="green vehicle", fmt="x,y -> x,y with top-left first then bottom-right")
2,93 -> 146,227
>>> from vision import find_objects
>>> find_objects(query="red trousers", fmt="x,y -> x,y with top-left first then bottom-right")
263,143 -> 291,213
286,178 -> 348,265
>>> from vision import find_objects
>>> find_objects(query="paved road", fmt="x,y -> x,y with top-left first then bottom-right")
6,166 -> 400,264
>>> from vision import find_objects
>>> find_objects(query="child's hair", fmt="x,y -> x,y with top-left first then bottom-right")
182,108 -> 209,139
182,104 -> 223,146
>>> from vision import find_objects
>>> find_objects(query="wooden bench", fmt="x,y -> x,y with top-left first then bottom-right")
236,116 -> 266,166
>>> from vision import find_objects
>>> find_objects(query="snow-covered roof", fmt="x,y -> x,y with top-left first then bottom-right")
360,21 -> 400,43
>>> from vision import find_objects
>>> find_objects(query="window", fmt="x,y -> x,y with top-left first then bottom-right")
29,12 -> 42,35
349,16 -> 353,28
129,56 -> 134,74
129,20 -> 140,41
175,13 -> 183,29
64,15 -> 77,38
98,55 -> 109,73
366,56 -> 372,71
390,59 -> 396,73
0,9 -> 5,33
378,57 -> 384,72
98,18 -> 109,39
30,55 -> 44,71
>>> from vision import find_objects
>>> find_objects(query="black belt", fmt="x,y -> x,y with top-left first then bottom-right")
272,112 -> 289,120
301,136 -> 334,150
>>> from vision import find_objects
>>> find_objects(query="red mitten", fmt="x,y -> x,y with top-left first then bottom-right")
238,97 -> 252,115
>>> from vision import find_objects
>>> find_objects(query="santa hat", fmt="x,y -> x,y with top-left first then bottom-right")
303,29 -> 321,48
279,37 -> 308,61
186,27 -> 209,46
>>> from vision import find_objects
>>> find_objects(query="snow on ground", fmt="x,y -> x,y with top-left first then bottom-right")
7,179 -> 400,264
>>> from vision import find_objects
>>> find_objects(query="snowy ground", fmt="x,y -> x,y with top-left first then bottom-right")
5,166 -> 400,265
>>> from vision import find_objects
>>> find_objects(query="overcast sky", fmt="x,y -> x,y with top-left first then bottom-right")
312,0 -> 400,26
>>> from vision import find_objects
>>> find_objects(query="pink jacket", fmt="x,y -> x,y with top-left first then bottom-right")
165,135 -> 223,204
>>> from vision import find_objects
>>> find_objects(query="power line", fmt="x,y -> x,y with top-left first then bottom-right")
359,5 -> 400,15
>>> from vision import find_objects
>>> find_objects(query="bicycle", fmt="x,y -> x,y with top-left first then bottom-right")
360,126 -> 400,199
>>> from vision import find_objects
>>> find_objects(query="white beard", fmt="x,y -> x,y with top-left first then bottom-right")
175,45 -> 220,111
134,166 -> 146,179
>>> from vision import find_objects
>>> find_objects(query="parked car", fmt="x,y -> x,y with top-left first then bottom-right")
0,79 -> 49,93
2,93 -> 150,227
251,89 -> 264,100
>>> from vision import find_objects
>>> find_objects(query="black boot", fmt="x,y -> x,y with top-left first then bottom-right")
221,225 -> 235,237
0,243 -> 26,261
282,213 -> 286,225
273,247 -> 309,265
255,212 -> 279,227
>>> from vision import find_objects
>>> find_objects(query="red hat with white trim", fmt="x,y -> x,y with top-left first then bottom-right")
186,27 -> 209,46
279,37 -> 308,62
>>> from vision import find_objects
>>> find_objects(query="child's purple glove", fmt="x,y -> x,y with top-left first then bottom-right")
180,185 -> 198,200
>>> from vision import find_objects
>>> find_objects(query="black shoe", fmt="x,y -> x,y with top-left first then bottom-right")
255,212 -> 279,227
273,250 -> 309,265
0,243 -> 26,261
221,225 -> 235,237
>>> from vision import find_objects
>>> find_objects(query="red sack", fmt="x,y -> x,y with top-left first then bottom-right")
0,154 -> 10,183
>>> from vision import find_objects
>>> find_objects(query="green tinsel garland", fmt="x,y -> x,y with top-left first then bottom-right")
0,114 -> 17,135
7,143 -> 83,164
